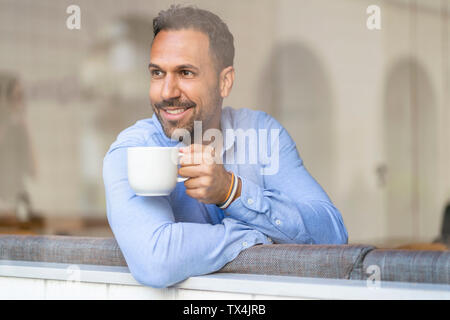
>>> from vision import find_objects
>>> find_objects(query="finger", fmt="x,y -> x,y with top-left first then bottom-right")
178,165 -> 205,178
185,188 -> 207,201
179,145 -> 192,153
203,145 -> 216,165
183,176 -> 211,189
180,152 -> 210,166
204,144 -> 215,157
180,144 -> 214,158
180,144 -> 203,154
179,152 -> 196,166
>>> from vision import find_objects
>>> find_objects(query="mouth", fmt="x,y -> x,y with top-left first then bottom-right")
160,106 -> 194,121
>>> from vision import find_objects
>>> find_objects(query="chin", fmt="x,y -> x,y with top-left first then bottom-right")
163,124 -> 194,142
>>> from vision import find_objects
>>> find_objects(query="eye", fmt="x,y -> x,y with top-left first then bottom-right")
150,69 -> 164,78
180,70 -> 195,78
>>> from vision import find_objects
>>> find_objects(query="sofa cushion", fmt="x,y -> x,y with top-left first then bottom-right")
0,235 -> 127,266
361,249 -> 450,284
220,243 -> 375,279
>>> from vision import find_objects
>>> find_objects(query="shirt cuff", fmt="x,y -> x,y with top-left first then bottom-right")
224,175 -> 268,217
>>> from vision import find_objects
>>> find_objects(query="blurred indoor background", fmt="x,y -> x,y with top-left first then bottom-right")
0,0 -> 449,248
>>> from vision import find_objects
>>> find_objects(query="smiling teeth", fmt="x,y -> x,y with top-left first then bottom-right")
166,109 -> 186,114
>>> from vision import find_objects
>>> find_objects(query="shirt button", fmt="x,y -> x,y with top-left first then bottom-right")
242,241 -> 248,247
275,219 -> 282,225
247,198 -> 254,205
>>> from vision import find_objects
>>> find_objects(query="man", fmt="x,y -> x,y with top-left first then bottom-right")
103,5 -> 348,288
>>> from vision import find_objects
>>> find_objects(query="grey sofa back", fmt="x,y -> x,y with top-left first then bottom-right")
0,235 -> 449,285
360,249 -> 450,284
220,243 -> 374,279
0,235 -> 126,266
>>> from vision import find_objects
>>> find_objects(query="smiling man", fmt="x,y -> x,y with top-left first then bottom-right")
103,5 -> 348,288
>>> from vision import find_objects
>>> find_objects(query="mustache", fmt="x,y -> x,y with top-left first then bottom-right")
154,98 -> 196,109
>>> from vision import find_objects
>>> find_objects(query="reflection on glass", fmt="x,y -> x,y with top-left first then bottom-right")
0,73 -> 36,223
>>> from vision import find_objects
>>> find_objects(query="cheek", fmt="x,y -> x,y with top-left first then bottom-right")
177,84 -> 204,112
178,81 -> 199,98
183,81 -> 217,104
149,83 -> 159,102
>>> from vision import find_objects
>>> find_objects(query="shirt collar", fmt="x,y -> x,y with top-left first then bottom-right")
151,112 -> 182,147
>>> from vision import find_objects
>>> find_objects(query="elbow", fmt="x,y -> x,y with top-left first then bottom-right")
295,200 -> 349,245
130,267 -> 174,289
338,225 -> 349,245
317,200 -> 349,245
331,230 -> 348,245
332,210 -> 349,245
326,219 -> 348,245
125,225 -> 183,289
128,259 -> 179,289
304,228 -> 347,245
325,218 -> 349,245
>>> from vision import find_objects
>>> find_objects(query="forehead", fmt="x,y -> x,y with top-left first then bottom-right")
150,29 -> 212,68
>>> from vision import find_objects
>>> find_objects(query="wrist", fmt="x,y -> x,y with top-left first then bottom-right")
218,171 -> 233,204
217,172 -> 238,209
231,176 -> 241,203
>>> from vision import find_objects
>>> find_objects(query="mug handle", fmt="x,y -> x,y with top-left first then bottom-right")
177,152 -> 188,182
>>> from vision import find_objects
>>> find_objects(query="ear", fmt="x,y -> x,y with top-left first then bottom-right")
219,66 -> 235,98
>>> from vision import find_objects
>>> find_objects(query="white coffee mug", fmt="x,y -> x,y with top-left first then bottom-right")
127,146 -> 188,196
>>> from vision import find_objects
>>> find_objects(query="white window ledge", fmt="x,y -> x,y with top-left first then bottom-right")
0,260 -> 449,300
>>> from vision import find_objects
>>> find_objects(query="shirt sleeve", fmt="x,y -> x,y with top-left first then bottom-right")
223,113 -> 348,245
103,128 -> 270,288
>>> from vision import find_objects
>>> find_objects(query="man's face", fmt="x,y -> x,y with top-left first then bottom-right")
149,29 -> 223,139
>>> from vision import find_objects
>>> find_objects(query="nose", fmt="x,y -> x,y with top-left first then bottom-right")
161,73 -> 181,101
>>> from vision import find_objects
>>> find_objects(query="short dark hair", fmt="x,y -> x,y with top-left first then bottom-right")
152,5 -> 234,71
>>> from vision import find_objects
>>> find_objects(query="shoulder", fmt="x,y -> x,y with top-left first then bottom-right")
105,117 -> 162,154
224,106 -> 284,131
227,107 -> 297,152
102,117 -> 161,181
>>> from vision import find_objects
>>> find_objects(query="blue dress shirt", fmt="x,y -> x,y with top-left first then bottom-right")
103,106 -> 348,288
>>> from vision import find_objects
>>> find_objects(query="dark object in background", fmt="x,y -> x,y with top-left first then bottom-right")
434,202 -> 450,247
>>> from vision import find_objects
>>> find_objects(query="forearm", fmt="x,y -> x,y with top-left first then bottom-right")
220,115 -> 348,245
109,202 -> 269,288
104,147 -> 270,288
223,176 -> 307,243
223,176 -> 348,244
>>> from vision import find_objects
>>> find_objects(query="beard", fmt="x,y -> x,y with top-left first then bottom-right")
152,97 -> 198,140
151,89 -> 223,143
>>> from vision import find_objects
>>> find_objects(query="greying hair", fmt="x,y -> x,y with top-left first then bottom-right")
152,5 -> 234,71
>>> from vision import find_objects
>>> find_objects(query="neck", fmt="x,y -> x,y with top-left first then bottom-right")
199,106 -> 223,157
